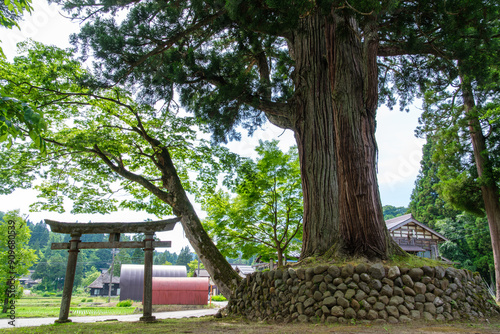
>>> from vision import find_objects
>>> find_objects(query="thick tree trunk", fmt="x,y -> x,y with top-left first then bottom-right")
462,78 -> 500,303
158,148 -> 242,299
289,13 -> 340,258
289,12 -> 401,259
176,196 -> 241,298
327,14 -> 400,258
276,248 -> 283,267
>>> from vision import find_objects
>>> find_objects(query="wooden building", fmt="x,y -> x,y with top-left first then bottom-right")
385,214 -> 448,259
87,270 -> 120,297
19,270 -> 41,288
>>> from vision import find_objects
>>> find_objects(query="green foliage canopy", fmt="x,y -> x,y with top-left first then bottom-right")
435,214 -> 493,282
0,0 -> 32,51
203,140 -> 302,267
382,205 -> 408,220
0,2 -> 47,151
0,41 -> 238,216
46,0 -> 500,138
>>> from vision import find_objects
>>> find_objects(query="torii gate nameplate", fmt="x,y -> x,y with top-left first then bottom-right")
45,217 -> 180,324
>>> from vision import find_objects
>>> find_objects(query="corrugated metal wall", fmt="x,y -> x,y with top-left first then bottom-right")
152,277 -> 209,305
120,264 -> 187,301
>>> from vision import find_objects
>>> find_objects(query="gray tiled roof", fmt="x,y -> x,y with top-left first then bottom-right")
385,213 -> 413,230
385,213 -> 448,242
194,269 -> 210,277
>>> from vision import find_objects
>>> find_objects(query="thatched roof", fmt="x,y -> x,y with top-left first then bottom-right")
88,270 -> 120,289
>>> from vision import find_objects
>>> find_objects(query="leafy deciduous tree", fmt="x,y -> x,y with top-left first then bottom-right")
0,0 -> 32,54
187,259 -> 205,277
81,266 -> 100,289
1,1 -> 47,150
0,42 -> 240,297
204,140 -> 302,267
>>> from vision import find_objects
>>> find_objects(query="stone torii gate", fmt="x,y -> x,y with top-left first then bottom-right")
45,218 -> 180,323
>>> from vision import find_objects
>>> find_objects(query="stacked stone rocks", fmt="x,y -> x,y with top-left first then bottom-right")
227,263 -> 499,323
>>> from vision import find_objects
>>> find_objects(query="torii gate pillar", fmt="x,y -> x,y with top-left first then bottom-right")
45,218 -> 179,324
140,232 -> 155,322
55,232 -> 81,323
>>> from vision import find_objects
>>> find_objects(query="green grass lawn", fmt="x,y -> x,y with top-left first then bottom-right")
5,306 -> 136,318
16,295 -> 119,306
0,295 -> 135,318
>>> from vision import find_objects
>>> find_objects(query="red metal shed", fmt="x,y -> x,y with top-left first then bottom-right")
120,264 -> 187,301
152,277 -> 209,305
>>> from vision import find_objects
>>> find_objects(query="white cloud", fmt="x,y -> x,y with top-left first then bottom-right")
376,105 -> 425,206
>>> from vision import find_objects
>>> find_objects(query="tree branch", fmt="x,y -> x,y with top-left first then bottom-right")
119,9 -> 227,81
90,144 -> 174,205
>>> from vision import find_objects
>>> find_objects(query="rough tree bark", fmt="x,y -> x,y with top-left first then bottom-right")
461,77 -> 500,302
287,13 -> 340,258
284,12 -> 403,259
327,14 -> 402,258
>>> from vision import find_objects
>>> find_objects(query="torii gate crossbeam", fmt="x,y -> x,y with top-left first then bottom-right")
45,218 -> 180,323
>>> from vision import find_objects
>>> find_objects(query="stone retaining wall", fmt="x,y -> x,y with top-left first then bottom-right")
227,263 -> 499,324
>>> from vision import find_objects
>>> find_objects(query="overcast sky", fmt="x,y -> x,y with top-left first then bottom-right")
0,1 -> 425,253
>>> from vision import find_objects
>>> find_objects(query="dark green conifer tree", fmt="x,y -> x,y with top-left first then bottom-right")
175,246 -> 193,271
409,140 -> 461,229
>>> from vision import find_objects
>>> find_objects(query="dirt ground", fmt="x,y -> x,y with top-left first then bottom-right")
4,315 -> 500,334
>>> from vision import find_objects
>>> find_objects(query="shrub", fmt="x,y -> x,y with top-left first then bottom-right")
211,295 -> 227,302
87,298 -> 93,302
42,292 -> 56,297
81,298 -> 86,302
117,299 -> 133,307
